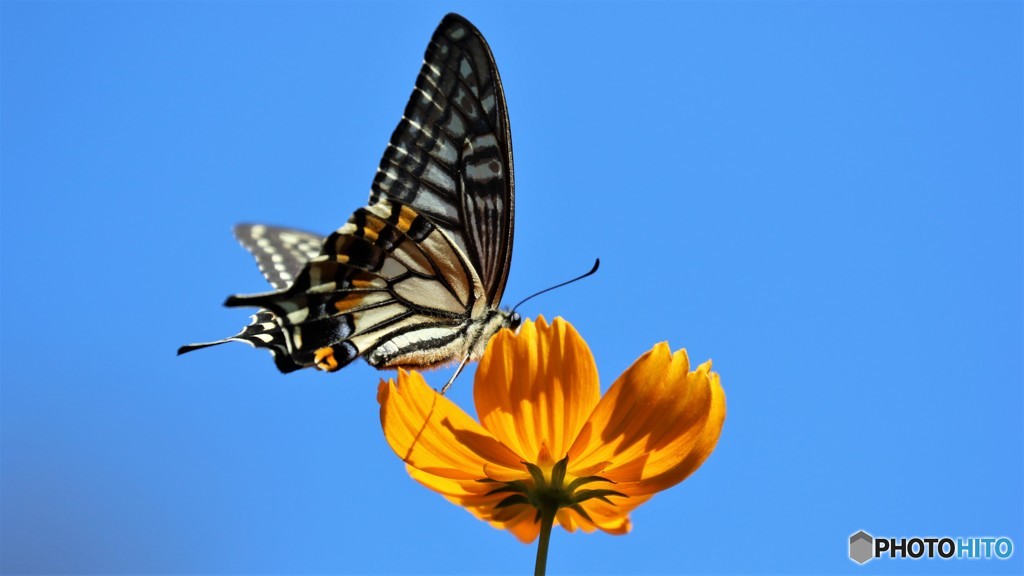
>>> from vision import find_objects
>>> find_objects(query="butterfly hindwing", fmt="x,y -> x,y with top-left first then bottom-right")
224,198 -> 487,372
177,226 -> 324,368
177,310 -> 304,373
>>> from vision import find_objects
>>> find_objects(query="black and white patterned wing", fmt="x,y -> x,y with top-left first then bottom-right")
370,13 -> 514,306
180,14 -> 516,377
177,225 -> 324,370
234,224 -> 324,290
178,310 -> 304,373
223,198 -> 487,374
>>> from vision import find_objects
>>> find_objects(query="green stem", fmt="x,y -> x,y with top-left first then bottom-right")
534,506 -> 556,576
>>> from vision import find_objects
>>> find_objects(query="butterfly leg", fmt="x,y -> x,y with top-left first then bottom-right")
439,355 -> 471,395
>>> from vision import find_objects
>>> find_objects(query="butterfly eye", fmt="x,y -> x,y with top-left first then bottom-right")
509,312 -> 522,331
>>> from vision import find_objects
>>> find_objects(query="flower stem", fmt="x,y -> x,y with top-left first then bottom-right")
534,507 -> 556,576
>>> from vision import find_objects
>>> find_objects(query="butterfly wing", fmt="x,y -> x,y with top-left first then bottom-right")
224,198 -> 491,371
371,13 -> 514,306
178,310 -> 304,373
181,14 -> 515,375
178,225 -> 325,370
234,224 -> 324,289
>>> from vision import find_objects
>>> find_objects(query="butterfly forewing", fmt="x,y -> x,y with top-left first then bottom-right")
234,224 -> 324,289
371,14 -> 514,305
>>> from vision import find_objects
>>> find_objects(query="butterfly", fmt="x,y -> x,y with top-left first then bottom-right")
179,13 -> 519,390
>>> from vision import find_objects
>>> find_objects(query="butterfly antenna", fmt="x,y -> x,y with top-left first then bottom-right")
511,258 -> 600,314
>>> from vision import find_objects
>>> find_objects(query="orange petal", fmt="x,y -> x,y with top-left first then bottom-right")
555,508 -> 580,533
499,509 -> 542,543
556,498 -> 639,536
406,466 -> 541,543
378,370 -> 523,480
573,492 -> 650,534
474,316 -> 600,464
568,343 -> 726,495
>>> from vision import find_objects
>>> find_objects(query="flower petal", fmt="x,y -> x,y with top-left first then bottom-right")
499,509 -> 542,543
567,343 -> 726,495
378,370 -> 523,480
555,497 -> 641,536
406,466 -> 541,543
474,316 -> 600,464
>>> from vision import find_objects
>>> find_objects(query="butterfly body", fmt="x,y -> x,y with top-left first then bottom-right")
180,14 -> 518,381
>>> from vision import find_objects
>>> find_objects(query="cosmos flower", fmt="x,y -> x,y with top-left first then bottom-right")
378,316 -> 725,564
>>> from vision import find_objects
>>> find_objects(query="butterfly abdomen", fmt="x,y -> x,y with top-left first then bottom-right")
366,307 -> 514,370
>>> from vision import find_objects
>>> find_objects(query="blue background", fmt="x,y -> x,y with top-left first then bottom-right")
2,1 -> 1021,574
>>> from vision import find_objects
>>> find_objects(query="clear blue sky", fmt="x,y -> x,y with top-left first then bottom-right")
2,2 -> 1021,574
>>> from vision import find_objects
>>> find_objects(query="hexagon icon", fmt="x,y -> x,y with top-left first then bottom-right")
849,531 -> 873,564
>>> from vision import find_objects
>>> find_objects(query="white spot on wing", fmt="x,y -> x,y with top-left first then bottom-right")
422,162 -> 455,193
379,258 -> 407,279
394,276 -> 464,313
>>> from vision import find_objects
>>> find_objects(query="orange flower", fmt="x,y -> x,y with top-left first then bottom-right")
377,316 -> 726,543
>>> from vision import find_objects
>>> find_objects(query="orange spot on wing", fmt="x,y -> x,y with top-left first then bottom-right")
314,346 -> 339,372
360,216 -> 386,242
398,205 -> 419,233
334,292 -> 366,314
351,272 -> 378,288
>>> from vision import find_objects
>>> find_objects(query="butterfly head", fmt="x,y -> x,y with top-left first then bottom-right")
484,308 -> 521,337
466,308 -> 520,359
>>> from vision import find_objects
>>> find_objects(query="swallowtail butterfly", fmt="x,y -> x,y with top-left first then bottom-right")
179,14 -> 519,387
